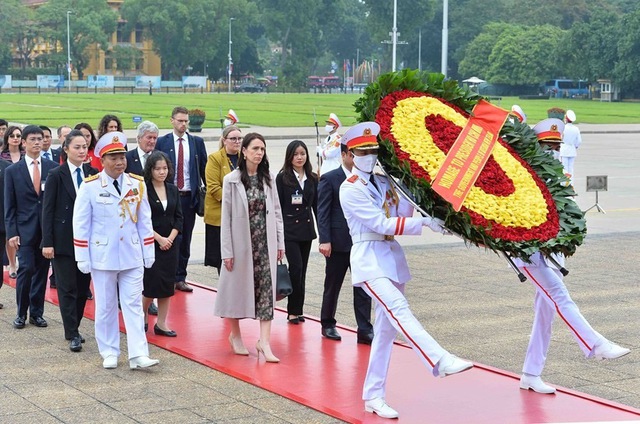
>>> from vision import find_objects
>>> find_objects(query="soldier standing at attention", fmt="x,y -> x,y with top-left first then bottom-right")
73,132 -> 159,370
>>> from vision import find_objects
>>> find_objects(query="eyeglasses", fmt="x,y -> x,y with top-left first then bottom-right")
227,137 -> 242,142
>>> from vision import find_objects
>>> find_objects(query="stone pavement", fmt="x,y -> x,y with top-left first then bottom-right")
0,126 -> 638,423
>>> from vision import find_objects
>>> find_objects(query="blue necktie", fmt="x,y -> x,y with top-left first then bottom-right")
43,152 -> 50,160
75,168 -> 83,188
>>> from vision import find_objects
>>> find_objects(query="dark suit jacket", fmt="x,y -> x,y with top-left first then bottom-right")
0,160 -> 10,234
41,163 -> 98,256
4,157 -> 59,247
125,148 -> 143,175
41,149 -> 60,164
317,166 -> 352,252
276,170 -> 318,242
156,133 -> 207,208
146,181 -> 183,237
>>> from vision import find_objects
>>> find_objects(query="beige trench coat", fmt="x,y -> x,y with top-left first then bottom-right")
214,170 -> 285,319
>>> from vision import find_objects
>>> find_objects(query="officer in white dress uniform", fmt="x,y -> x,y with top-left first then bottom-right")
339,122 -> 473,419
73,132 -> 160,370
223,109 -> 239,128
317,113 -> 343,175
516,120 -> 629,394
559,109 -> 582,185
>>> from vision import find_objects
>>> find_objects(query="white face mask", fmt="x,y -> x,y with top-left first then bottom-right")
352,153 -> 377,174
324,124 -> 335,134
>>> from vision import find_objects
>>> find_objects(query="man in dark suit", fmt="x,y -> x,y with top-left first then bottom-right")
156,106 -> 207,292
125,120 -> 159,176
5,125 -> 58,329
0,158 -> 10,309
40,126 -> 61,163
42,129 -> 98,351
318,143 -> 373,344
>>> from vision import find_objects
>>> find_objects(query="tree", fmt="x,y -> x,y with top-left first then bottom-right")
0,0 -> 40,71
112,45 -> 142,77
613,9 -> 640,93
458,23 -> 517,79
37,0 -> 118,80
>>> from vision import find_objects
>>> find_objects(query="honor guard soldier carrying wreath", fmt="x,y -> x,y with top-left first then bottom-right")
73,131 -> 159,370
316,113 -> 343,175
339,122 -> 473,419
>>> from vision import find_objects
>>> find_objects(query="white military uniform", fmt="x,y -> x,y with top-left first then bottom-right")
318,132 -> 342,175
514,253 -> 605,376
559,122 -> 582,184
73,171 -> 155,360
340,168 -> 450,401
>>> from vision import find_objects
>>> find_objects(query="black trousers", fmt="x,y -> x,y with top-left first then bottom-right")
53,255 -> 91,340
15,245 -> 50,318
320,250 -> 373,333
284,240 -> 312,316
175,194 -> 196,281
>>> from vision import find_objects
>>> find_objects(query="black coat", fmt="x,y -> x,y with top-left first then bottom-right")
0,160 -> 10,234
276,170 -> 318,242
316,166 -> 352,252
146,180 -> 183,237
41,163 -> 98,256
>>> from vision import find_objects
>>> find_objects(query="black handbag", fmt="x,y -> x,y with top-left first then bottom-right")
196,186 -> 206,217
276,260 -> 293,301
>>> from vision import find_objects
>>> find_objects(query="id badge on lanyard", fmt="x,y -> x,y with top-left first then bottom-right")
291,190 -> 303,205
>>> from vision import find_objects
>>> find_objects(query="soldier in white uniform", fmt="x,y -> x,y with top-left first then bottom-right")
559,109 -> 582,186
317,113 -> 342,175
73,132 -> 159,370
516,119 -> 629,394
339,122 -> 473,419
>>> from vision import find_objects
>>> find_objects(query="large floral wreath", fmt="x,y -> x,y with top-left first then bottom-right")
353,69 -> 586,259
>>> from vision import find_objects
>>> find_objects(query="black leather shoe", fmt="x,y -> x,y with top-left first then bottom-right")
322,327 -> 342,341
148,303 -> 158,316
29,316 -> 48,327
287,316 -> 300,325
86,290 -> 93,300
13,316 -> 26,329
153,324 -> 177,337
357,331 -> 374,345
79,334 -> 85,343
297,315 -> 306,322
175,281 -> 193,292
69,336 -> 83,352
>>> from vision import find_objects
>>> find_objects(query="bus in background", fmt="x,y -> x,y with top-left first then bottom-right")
543,79 -> 589,98
307,76 -> 323,89
322,76 -> 341,90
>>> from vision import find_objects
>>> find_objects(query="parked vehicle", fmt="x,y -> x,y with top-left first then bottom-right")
307,76 -> 323,89
542,79 -> 589,98
233,82 -> 263,93
322,76 -> 341,89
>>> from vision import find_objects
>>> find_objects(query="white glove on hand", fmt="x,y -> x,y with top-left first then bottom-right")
422,217 -> 448,234
316,146 -> 323,157
144,258 -> 155,269
77,261 -> 91,274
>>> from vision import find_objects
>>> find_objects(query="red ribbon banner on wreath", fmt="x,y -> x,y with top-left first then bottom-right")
432,100 -> 510,211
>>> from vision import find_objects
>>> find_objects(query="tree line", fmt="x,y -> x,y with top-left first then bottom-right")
1,0 -> 638,94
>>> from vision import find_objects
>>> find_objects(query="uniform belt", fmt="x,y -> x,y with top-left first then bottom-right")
351,233 -> 394,243
178,191 -> 191,197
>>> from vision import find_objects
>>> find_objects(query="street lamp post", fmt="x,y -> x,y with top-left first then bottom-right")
228,17 -> 235,93
66,10 -> 73,92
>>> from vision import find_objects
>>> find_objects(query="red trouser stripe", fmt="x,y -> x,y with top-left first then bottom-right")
364,281 -> 435,368
523,267 -> 592,351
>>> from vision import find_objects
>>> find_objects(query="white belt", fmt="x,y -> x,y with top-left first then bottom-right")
351,233 -> 394,243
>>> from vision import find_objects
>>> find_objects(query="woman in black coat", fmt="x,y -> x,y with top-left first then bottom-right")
276,140 -> 318,324
142,152 -> 183,337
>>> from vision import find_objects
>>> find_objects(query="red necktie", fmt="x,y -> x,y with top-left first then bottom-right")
33,159 -> 41,195
177,137 -> 184,189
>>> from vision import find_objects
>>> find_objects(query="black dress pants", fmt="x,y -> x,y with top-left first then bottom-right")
285,240 -> 312,316
53,255 -> 91,340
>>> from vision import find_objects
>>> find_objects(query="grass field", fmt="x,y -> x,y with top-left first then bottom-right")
0,92 -> 639,129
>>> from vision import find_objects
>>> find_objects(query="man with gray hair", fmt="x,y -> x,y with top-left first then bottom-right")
125,121 -> 159,175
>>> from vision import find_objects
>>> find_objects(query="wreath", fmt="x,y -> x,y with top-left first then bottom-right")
353,69 -> 586,260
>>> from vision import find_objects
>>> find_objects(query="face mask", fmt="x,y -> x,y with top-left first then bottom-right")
224,118 -> 233,127
552,150 -> 560,161
352,153 -> 377,174
326,125 -> 337,134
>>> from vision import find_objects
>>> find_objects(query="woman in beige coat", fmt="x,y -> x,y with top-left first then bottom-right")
214,133 -> 285,363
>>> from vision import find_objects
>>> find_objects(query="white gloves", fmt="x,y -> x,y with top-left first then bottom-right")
144,258 -> 155,269
316,146 -> 323,157
422,216 -> 448,234
77,261 -> 91,274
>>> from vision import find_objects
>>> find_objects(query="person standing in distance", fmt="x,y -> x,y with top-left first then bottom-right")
318,141 -> 373,344
559,109 -> 582,187
339,122 -> 473,419
156,107 -> 207,293
72,132 -> 159,370
316,113 -> 342,175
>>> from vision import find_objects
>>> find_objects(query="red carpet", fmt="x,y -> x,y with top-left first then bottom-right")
5,274 -> 640,423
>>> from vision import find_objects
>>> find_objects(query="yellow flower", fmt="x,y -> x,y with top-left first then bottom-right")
391,96 -> 549,229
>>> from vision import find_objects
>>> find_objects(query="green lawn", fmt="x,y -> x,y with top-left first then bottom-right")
0,92 -> 638,129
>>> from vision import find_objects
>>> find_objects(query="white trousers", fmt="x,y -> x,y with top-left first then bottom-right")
361,278 -> 447,400
561,156 -> 576,184
520,265 -> 603,376
92,267 -> 149,360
